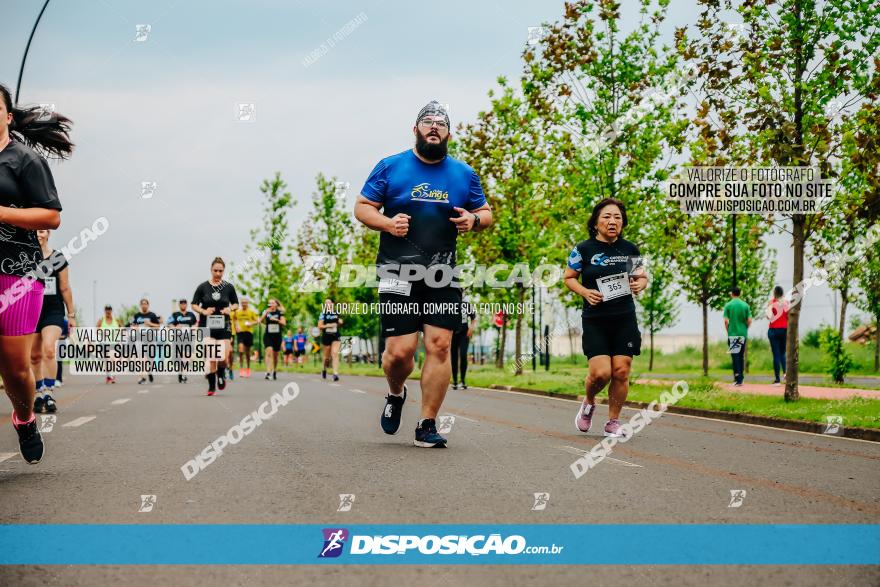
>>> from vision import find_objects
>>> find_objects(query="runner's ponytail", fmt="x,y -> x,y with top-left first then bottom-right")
1,84 -> 74,159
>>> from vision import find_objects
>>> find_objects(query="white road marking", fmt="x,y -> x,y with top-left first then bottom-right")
557,445 -> 643,468
330,383 -> 341,388
63,416 -> 96,427
153,385 -> 165,388
138,389 -> 150,394
111,398 -> 131,405
0,452 -> 17,463
350,388 -> 367,394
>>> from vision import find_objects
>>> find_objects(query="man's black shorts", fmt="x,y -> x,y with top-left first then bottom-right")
582,313 -> 641,358
236,331 -> 253,347
379,281 -> 463,337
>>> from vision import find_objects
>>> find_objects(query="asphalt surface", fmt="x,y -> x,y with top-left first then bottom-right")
1,372 -> 878,586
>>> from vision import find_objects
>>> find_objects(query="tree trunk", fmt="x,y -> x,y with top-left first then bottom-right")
838,286 -> 849,342
702,299 -> 709,377
874,314 -> 880,371
785,214 -> 805,401
515,288 -> 525,375
649,330 -> 655,371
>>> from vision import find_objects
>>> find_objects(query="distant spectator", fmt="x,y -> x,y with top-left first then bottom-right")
723,286 -> 752,386
766,285 -> 789,386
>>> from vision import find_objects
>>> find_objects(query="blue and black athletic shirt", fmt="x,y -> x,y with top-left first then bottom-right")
360,150 -> 486,270
169,311 -> 197,327
130,311 -> 160,327
567,237 -> 641,318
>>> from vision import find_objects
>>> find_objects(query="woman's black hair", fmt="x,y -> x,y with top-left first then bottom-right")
588,197 -> 627,238
1,83 -> 74,159
773,285 -> 784,298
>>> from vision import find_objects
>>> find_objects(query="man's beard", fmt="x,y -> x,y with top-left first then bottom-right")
415,129 -> 449,161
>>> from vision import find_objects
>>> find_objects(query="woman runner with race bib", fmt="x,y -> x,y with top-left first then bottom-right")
564,198 -> 648,438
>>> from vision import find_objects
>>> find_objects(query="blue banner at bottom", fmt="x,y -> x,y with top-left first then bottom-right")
0,524 -> 877,565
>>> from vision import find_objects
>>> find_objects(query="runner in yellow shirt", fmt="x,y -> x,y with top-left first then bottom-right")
231,297 -> 259,377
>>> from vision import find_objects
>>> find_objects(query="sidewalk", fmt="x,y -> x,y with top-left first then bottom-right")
635,378 -> 880,401
643,371 -> 880,389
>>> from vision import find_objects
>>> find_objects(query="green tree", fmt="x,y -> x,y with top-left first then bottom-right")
521,0 -> 689,270
294,173 -> 358,342
677,0 -> 880,400
855,240 -> 880,371
455,81 -> 555,374
635,253 -> 679,370
232,172 -> 298,313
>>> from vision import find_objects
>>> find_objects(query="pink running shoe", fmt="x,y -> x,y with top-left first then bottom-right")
575,400 -> 595,433
603,419 -> 629,438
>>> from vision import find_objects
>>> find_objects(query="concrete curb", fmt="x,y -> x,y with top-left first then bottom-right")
486,384 -> 880,443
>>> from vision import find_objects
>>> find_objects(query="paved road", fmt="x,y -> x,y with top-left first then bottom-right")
2,373 -> 878,585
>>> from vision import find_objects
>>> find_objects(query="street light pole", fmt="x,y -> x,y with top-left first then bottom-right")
15,0 -> 52,105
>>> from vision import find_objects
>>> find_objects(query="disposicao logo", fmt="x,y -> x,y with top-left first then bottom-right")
318,528 -> 349,558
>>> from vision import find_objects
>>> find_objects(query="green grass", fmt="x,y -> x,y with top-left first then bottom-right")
279,358 -> 880,430
630,339 -> 880,379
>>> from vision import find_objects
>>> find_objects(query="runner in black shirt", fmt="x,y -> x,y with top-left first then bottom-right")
260,298 -> 286,380
564,198 -> 648,438
168,299 -> 198,383
0,84 -> 73,464
450,295 -> 476,390
130,298 -> 161,385
354,101 -> 492,448
31,229 -> 75,414
191,257 -> 239,396
317,298 -> 343,382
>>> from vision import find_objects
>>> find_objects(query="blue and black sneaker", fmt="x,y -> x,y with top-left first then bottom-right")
414,418 -> 447,448
43,394 -> 57,413
380,385 -> 407,435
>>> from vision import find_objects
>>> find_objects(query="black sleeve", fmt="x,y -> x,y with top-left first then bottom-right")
52,250 -> 69,273
19,155 -> 62,210
192,283 -> 205,306
227,284 -> 239,306
150,312 -> 160,323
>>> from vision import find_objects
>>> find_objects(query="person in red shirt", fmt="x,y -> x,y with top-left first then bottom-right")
766,286 -> 789,385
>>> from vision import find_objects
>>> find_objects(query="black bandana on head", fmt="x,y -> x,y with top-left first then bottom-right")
416,100 -> 450,128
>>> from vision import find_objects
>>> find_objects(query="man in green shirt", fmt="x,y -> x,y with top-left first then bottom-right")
723,287 -> 753,386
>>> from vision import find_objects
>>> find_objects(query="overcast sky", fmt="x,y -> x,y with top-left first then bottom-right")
1,0 -> 862,338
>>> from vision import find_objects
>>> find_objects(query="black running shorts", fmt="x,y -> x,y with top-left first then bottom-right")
379,281 -> 463,337
581,312 -> 641,358
263,334 -> 282,352
236,331 -> 253,347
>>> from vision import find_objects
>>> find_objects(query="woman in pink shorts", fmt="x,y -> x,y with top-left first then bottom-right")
0,84 -> 72,464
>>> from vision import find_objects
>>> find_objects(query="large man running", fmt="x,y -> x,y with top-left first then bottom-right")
354,101 -> 492,448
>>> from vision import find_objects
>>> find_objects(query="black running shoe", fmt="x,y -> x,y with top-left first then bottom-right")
451,382 -> 459,390
13,416 -> 44,464
380,385 -> 407,435
182,375 -> 188,383
461,383 -> 468,390
265,372 -> 271,380
34,395 -> 46,414
272,371 -> 277,380
43,394 -> 57,413
333,374 -> 339,382
414,418 -> 447,448
148,374 -> 154,383
137,377 -> 147,385
178,374 -> 183,383
322,369 -> 327,380
217,372 -> 226,391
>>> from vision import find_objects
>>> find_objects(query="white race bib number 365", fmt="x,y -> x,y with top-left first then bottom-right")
596,273 -> 631,301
